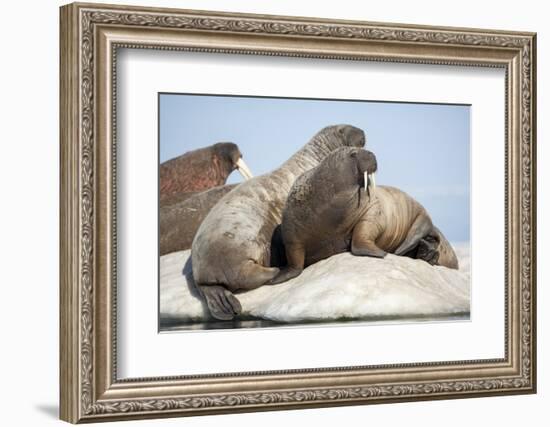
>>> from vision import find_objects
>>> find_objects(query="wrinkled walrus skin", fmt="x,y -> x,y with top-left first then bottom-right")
159,184 -> 237,255
191,125 -> 366,320
271,147 -> 458,284
160,142 -> 252,205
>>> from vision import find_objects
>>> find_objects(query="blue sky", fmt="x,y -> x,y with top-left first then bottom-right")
159,94 -> 470,242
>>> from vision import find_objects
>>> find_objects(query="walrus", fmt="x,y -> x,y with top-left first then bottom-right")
160,190 -> 205,208
270,147 -> 458,284
191,125 -> 366,320
160,142 -> 252,205
160,184 -> 237,255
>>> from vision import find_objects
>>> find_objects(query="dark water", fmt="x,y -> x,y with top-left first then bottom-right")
159,312 -> 470,333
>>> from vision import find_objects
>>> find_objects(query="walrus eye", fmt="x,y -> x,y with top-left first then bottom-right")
350,152 -> 357,158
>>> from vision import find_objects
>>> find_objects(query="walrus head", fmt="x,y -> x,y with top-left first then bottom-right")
334,124 -> 366,149
323,147 -> 378,197
301,125 -> 366,164
318,147 -> 378,209
213,142 -> 253,180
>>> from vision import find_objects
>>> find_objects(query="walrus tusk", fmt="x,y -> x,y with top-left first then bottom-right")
236,158 -> 253,180
369,172 -> 376,190
365,172 -> 376,192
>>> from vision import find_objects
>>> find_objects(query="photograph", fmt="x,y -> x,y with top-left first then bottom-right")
158,93 -> 471,331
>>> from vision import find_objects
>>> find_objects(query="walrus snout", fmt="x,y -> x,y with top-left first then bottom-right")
353,149 -> 377,192
355,150 -> 377,174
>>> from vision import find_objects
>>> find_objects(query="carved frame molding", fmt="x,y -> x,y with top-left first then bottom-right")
60,2 -> 536,423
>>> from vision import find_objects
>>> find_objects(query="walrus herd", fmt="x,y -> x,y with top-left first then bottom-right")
160,124 -> 459,321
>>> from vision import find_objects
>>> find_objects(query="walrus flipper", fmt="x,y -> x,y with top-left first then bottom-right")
351,220 -> 387,258
269,267 -> 303,285
236,261 -> 280,291
351,239 -> 387,258
415,237 -> 440,265
268,243 -> 305,284
394,214 -> 433,256
200,285 -> 242,321
431,226 -> 459,269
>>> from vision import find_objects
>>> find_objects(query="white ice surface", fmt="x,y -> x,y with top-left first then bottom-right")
160,243 -> 470,324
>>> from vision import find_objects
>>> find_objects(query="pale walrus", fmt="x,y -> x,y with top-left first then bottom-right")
160,142 -> 253,205
192,125 -> 366,320
270,147 -> 458,284
160,184 -> 237,255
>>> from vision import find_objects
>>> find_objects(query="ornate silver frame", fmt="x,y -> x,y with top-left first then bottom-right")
60,2 -> 537,423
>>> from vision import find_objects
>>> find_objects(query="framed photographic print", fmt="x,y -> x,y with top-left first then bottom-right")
158,94 -> 471,330
60,2 -> 537,423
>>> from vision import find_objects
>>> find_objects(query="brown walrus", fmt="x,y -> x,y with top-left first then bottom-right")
159,142 -> 252,205
191,125 -> 366,320
160,184 -> 237,255
270,147 -> 458,284
160,190 -> 208,208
